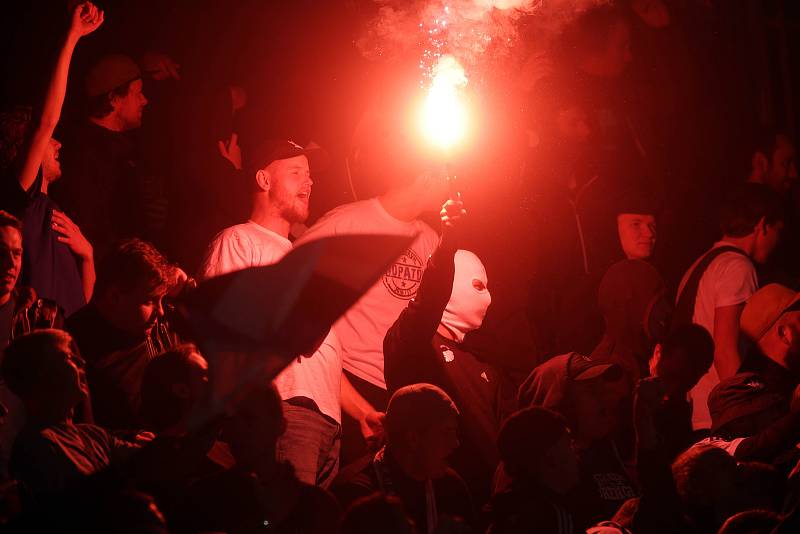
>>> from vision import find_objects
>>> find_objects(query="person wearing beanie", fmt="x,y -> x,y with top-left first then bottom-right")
53,49 -> 165,258
613,190 -> 658,262
332,383 -> 473,534
383,197 -> 515,506
488,407 -> 588,534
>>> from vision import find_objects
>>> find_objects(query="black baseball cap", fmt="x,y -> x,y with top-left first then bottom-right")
247,139 -> 329,174
708,372 -> 787,435
567,352 -> 623,382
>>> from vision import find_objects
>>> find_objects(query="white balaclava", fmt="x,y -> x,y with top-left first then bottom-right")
440,250 -> 491,343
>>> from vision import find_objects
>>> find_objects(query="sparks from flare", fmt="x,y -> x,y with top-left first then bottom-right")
417,5 -> 470,150
419,54 -> 469,150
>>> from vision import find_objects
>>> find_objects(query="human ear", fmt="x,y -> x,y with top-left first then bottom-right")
756,216 -> 768,236
753,151 -> 769,175
108,91 -> 122,112
778,323 -> 794,347
649,343 -> 662,374
255,169 -> 271,192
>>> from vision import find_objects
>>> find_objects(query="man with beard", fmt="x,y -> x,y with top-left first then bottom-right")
748,132 -> 798,195
198,140 -> 380,488
746,132 -> 800,286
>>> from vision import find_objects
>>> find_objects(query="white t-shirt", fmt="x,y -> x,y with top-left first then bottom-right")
296,198 -> 440,389
677,241 -> 758,430
198,221 -> 343,423
695,436 -> 745,457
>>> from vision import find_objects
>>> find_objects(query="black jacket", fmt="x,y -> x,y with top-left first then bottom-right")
383,240 -> 516,501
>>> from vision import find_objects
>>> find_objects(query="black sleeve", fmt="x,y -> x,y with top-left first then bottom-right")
383,237 -> 456,392
0,175 -> 33,219
733,410 -> 800,462
629,448 -> 686,532
330,470 -> 379,511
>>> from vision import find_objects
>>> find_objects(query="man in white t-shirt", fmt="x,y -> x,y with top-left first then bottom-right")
296,183 -> 443,390
675,183 -> 784,430
198,139 -> 377,488
295,173 -> 445,460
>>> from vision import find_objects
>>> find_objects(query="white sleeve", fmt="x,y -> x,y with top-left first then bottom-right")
696,437 -> 745,456
294,216 -> 339,248
712,254 -> 758,308
197,230 -> 252,281
320,327 -> 341,355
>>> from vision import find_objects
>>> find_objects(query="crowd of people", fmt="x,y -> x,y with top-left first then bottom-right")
0,1 -> 799,533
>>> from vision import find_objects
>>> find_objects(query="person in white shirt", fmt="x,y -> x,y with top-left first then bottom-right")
293,89 -> 451,461
295,167 -> 447,463
674,183 -> 784,430
198,139 -> 378,488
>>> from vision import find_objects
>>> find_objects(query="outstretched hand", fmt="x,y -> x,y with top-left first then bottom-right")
218,132 -> 242,170
69,2 -> 104,39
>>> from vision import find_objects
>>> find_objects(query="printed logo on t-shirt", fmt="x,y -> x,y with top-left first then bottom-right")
383,248 -> 424,300
593,473 -> 637,501
440,346 -> 455,363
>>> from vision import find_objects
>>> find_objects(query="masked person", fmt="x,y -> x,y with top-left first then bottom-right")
384,200 -> 515,505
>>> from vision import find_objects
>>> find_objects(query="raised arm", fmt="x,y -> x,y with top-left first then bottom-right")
382,199 -> 465,391
15,2 -> 104,192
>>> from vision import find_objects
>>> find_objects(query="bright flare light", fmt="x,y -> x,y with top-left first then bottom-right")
420,55 -> 469,150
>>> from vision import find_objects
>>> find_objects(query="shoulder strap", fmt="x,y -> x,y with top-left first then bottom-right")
670,246 -> 748,333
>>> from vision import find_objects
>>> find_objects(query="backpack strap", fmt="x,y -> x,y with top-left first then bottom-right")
670,246 -> 748,332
